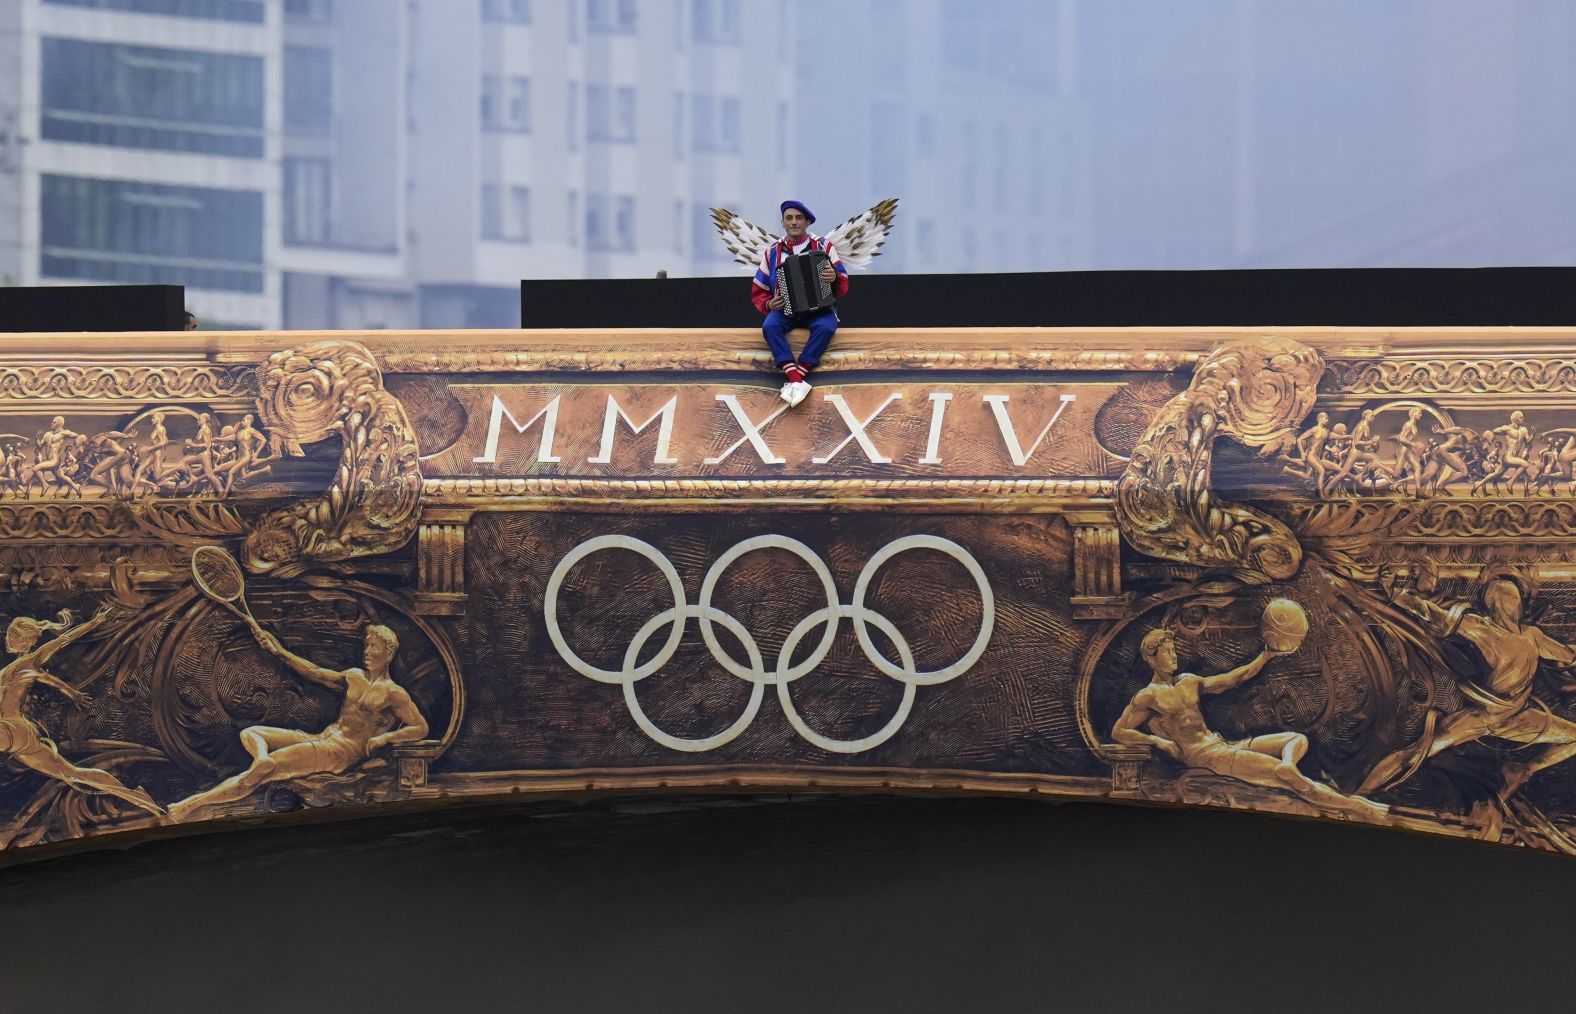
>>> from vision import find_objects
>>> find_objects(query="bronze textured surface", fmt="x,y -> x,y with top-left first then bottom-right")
7,326 -> 1576,857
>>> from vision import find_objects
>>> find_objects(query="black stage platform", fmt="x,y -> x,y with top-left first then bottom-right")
0,284 -> 186,332
523,266 -> 1576,328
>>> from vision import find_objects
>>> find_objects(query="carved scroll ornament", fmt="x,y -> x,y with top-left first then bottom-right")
1114,337 -> 1323,583
244,340 -> 423,577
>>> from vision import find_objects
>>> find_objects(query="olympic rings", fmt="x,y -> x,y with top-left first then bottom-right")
543,534 -> 996,754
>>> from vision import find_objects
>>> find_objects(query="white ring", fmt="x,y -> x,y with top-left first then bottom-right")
850,534 -> 995,687
776,605 -> 918,754
543,534 -> 996,753
545,535 -> 687,685
621,605 -> 766,752
697,534 -> 841,684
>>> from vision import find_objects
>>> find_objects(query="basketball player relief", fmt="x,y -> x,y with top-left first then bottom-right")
710,197 -> 900,406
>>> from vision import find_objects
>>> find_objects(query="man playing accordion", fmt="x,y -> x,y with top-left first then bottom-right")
751,200 -> 850,407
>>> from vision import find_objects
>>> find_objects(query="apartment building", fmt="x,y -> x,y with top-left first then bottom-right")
0,0 -> 1097,329
1,0 -> 281,326
407,0 -> 794,326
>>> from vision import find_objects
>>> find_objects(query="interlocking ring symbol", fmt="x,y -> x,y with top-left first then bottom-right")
544,534 -> 995,754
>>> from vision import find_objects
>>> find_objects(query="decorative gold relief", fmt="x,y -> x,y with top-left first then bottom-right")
9,327 -> 1576,860
1114,337 -> 1321,583
244,340 -> 422,576
0,363 -> 254,402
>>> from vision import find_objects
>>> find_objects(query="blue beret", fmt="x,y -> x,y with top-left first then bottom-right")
779,200 -> 816,225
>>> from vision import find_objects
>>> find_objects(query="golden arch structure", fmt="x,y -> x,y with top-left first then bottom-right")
6,326 -> 1576,858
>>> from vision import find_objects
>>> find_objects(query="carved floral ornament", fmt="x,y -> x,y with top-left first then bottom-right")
6,331 -> 1576,859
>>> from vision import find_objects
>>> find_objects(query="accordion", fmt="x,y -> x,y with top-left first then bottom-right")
775,251 -> 837,316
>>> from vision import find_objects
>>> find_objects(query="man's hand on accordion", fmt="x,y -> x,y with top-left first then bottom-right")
768,294 -> 785,310
818,263 -> 836,284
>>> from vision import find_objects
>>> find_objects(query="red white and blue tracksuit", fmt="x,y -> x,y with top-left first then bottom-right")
751,234 -> 850,369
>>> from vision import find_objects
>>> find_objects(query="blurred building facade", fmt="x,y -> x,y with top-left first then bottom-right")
1,1 -> 1572,328
0,0 -> 804,328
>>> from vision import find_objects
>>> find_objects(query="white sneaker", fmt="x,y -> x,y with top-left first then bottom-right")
780,381 -> 796,404
787,380 -> 812,407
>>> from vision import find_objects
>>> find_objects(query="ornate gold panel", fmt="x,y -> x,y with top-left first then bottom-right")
6,327 -> 1576,860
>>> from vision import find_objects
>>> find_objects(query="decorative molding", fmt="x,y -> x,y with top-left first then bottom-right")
244,340 -> 423,576
423,476 -> 1118,504
1326,358 -> 1576,396
0,364 -> 255,402
1115,337 -> 1323,583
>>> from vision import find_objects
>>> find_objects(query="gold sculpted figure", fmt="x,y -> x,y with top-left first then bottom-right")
1471,411 -> 1535,497
167,617 -> 430,822
0,608 -> 164,817
28,416 -> 83,498
1360,568 -> 1576,800
1113,606 -> 1389,823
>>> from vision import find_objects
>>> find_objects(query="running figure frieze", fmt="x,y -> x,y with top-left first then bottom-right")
0,408 -> 278,501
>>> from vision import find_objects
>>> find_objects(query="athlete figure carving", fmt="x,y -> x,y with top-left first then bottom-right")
168,618 -> 429,822
1113,616 -> 1389,823
0,608 -> 164,818
1360,566 -> 1576,800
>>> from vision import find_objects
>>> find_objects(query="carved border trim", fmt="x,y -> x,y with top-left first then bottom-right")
0,365 -> 256,401
422,477 -> 1119,504
1325,358 -> 1576,396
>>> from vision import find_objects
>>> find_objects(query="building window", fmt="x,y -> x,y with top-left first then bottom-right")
587,0 -> 635,33
483,185 -> 530,241
691,0 -> 741,45
40,174 -> 264,292
41,38 -> 266,158
480,75 -> 497,127
481,184 -> 502,238
284,46 -> 333,137
567,0 -> 579,41
613,87 -> 635,142
283,158 -> 332,245
481,0 -> 529,22
567,190 -> 579,246
613,196 -> 635,252
586,84 -> 606,140
510,187 -> 531,242
508,76 -> 531,131
585,193 -> 607,250
43,0 -> 265,23
586,85 -> 632,142
718,97 -> 740,153
481,75 -> 529,132
285,0 -> 333,22
567,82 -> 579,150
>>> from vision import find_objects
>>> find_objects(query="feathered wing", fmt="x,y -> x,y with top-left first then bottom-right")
824,197 -> 900,270
709,208 -> 777,271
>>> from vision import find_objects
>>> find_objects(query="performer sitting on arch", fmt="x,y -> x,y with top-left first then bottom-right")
751,200 -> 849,408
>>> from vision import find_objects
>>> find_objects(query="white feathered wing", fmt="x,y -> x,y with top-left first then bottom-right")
709,198 -> 901,272
823,197 -> 900,270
